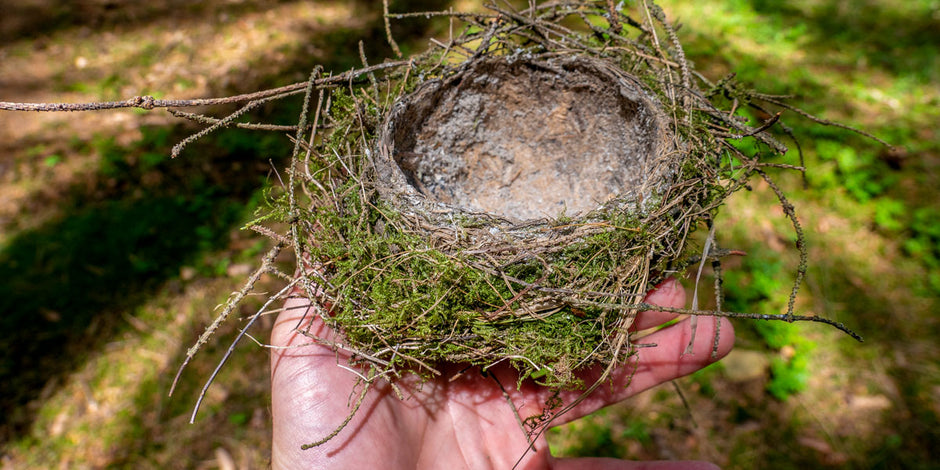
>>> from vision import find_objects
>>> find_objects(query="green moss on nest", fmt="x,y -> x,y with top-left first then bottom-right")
250,0 -> 855,390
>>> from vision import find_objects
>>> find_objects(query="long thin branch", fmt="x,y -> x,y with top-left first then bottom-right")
624,303 -> 864,342
169,241 -> 285,396
189,278 -> 299,423
0,61 -> 408,112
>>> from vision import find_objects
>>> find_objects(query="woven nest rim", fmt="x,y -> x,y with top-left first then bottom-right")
375,53 -> 679,231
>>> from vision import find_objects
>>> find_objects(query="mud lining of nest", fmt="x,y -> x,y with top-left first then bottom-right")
378,55 -> 672,221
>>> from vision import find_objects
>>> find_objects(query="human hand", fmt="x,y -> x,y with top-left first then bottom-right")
271,278 -> 733,469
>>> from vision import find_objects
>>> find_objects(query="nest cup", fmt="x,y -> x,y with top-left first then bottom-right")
376,55 -> 676,225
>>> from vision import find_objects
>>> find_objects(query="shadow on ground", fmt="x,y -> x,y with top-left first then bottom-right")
0,122 -> 283,444
0,0 -> 450,450
0,0 -> 293,42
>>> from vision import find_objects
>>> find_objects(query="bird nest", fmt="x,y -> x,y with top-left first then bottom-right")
260,0 -> 863,392
345,52 -> 685,387
160,0 -> 865,429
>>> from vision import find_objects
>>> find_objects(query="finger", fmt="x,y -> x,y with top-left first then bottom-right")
555,457 -> 720,470
555,315 -> 734,424
271,295 -> 318,348
270,296 -> 347,395
270,294 -> 343,349
629,278 -> 685,332
270,297 -> 380,468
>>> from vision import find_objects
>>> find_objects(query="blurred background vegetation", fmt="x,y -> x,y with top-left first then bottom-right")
0,1 -> 936,468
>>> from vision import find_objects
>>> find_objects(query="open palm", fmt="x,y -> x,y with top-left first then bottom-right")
271,279 -> 733,469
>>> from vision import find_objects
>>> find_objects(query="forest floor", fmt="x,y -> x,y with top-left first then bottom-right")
0,1 -> 937,469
